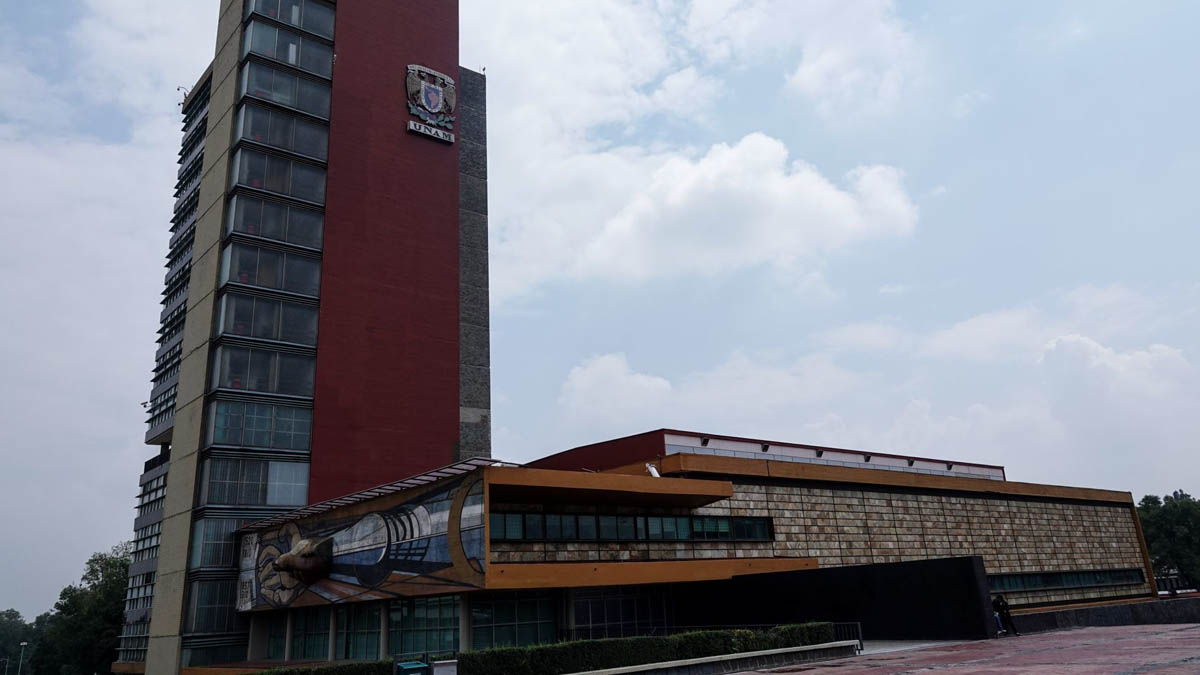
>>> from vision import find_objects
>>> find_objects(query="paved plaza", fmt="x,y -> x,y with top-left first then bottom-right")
746,624 -> 1200,674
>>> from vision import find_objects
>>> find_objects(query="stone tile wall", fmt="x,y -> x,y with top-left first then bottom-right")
490,480 -> 1151,606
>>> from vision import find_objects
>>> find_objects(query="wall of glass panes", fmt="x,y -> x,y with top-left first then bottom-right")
245,0 -> 335,39
187,580 -> 243,634
241,61 -> 330,118
389,596 -> 460,659
334,603 -> 380,660
208,400 -> 312,450
266,612 -> 287,660
989,568 -> 1145,593
291,606 -> 330,660
203,458 -> 308,506
221,242 -> 321,296
236,102 -> 329,161
226,194 -> 323,248
230,148 -> 326,204
572,586 -> 671,640
470,591 -> 556,650
217,292 -> 318,345
489,513 -> 773,543
243,19 -> 332,78
190,519 -> 242,568
210,345 -> 316,396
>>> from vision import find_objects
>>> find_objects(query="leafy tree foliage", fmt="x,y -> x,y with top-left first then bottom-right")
0,608 -> 37,673
1138,490 -> 1200,585
27,543 -> 130,675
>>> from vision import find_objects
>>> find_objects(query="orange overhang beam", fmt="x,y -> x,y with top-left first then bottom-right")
485,466 -> 732,508
656,453 -> 1134,504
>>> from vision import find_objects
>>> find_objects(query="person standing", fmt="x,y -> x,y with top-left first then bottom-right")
992,594 -> 1021,636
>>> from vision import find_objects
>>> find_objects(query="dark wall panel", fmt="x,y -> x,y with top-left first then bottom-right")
527,431 -> 666,472
670,556 -> 996,640
309,0 -> 461,502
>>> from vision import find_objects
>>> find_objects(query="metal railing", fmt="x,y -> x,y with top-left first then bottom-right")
833,621 -> 864,652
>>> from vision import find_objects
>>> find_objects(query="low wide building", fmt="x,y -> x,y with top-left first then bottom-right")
226,429 -> 1155,664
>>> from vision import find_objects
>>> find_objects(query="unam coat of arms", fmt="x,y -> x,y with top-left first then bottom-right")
406,65 -> 456,130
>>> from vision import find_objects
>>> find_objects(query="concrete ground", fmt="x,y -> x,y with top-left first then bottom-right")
737,624 -> 1200,674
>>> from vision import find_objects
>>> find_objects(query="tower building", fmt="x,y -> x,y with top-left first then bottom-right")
115,0 -> 489,669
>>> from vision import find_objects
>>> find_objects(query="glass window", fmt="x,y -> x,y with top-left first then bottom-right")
267,612 -> 288,660
545,514 -> 561,540
598,516 -> 617,540
524,514 -> 544,540
335,603 -> 380,660
470,591 -> 555,650
212,345 -> 315,396
242,61 -> 330,118
222,242 -> 321,296
190,519 -> 239,568
188,580 -> 242,633
232,148 -> 326,203
647,517 -> 663,540
504,513 -> 523,540
227,194 -> 323,248
291,606 -> 330,660
237,103 -> 329,160
989,568 -> 1145,593
577,515 -> 597,540
218,293 -> 318,346
267,461 -> 308,505
489,513 -> 504,541
389,596 -> 459,659
247,0 -> 335,40
617,516 -> 636,541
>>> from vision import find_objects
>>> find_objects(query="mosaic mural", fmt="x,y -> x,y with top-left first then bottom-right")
237,474 -> 485,611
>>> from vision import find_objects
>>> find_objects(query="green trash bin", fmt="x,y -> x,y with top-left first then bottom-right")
394,660 -> 429,675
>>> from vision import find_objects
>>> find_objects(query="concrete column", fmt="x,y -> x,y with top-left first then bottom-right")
379,601 -> 388,659
284,609 -> 293,662
328,607 -> 337,661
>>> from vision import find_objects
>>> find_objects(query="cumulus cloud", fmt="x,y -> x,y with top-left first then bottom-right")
0,0 -> 214,620
462,0 -> 921,302
683,0 -> 922,118
919,307 -> 1053,362
819,321 -> 905,352
550,287 -> 1200,496
576,134 -> 916,281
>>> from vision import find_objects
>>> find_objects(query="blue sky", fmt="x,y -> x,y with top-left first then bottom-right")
1,0 -> 1197,619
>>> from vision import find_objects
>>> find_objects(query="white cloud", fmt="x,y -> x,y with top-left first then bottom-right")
461,0 -> 922,302
878,283 -> 910,295
819,321 -> 905,352
559,353 -> 673,428
549,287 -> 1200,496
683,0 -> 922,118
576,134 -> 917,282
951,90 -> 990,119
920,307 -> 1053,362
0,0 -> 214,620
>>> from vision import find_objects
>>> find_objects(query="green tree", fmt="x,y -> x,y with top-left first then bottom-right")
29,543 -> 130,675
0,609 -> 36,674
1138,490 -> 1200,585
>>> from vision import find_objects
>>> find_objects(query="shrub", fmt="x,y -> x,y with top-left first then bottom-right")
766,622 -> 835,649
457,646 -> 531,675
455,622 -> 839,675
259,661 -> 393,675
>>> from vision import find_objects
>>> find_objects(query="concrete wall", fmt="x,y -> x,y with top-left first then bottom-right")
1016,596 -> 1200,634
671,556 -> 997,640
145,0 -> 244,670
492,480 -> 1151,607
457,66 -> 490,462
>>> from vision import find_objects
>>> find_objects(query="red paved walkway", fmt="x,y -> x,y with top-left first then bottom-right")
758,624 -> 1200,674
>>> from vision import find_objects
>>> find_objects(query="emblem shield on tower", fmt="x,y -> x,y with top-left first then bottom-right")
406,64 -> 457,139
